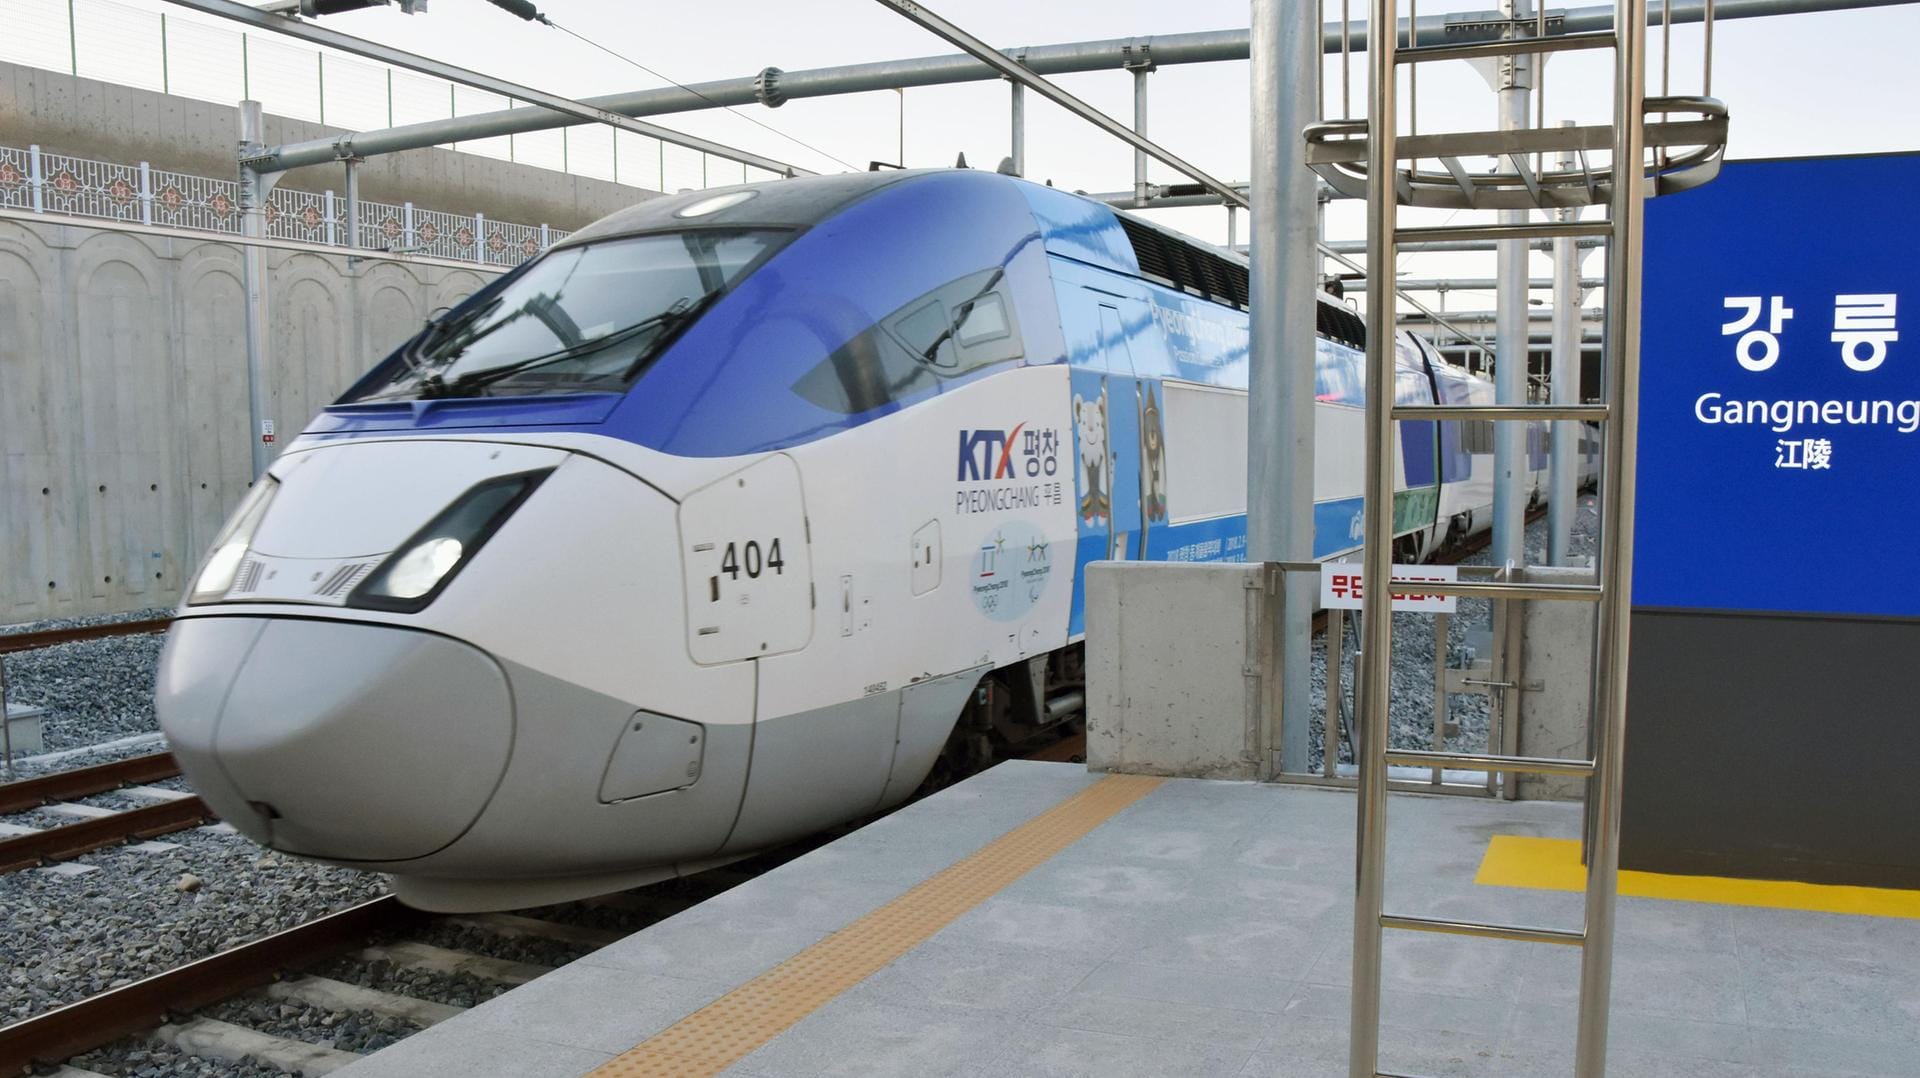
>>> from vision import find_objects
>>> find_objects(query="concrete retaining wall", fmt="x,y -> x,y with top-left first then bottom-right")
0,58 -> 684,625
0,216 -> 494,623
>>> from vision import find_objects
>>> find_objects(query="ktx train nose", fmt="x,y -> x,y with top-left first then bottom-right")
157,617 -> 513,863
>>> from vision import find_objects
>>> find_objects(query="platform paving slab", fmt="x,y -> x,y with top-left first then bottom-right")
336,761 -> 1920,1078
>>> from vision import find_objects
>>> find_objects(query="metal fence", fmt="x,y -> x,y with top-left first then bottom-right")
1,142 -> 569,266
0,0 -> 786,193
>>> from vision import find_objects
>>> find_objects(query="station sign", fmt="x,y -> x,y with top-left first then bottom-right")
1321,563 -> 1458,613
1636,154 -> 1920,619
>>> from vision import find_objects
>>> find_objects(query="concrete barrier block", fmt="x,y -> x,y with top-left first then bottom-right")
1517,564 -> 1597,800
1086,561 -> 1277,780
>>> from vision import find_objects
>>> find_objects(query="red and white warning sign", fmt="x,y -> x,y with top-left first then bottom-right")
1320,563 -> 1458,613
261,419 -> 275,445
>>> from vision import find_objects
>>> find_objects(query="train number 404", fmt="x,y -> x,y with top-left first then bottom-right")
720,538 -> 785,580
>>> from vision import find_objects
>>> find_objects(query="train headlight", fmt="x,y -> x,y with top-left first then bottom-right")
381,537 -> 465,599
349,469 -> 551,612
188,478 -> 279,605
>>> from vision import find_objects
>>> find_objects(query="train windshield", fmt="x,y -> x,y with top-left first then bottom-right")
346,229 -> 784,401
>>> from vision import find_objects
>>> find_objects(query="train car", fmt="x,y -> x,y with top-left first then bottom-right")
156,168 -> 1573,911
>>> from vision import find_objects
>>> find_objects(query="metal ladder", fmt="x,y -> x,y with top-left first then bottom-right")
1307,2 -> 1728,1075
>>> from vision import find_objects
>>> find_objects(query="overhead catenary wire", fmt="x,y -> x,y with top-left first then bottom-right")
543,19 -> 864,175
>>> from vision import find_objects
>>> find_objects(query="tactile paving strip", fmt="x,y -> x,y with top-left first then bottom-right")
589,773 -> 1163,1078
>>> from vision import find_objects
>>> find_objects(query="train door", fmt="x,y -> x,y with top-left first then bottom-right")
1067,300 -> 1143,637
1395,334 -> 1442,558
1096,306 -> 1145,561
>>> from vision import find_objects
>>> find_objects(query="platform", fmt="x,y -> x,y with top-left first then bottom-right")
339,762 -> 1920,1077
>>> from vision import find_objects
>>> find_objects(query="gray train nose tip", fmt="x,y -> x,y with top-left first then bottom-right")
156,617 -> 512,863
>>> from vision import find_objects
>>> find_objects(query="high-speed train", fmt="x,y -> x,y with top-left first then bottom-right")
157,169 -> 1597,911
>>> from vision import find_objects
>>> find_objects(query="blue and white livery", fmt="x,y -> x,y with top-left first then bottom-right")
156,169 -> 1596,911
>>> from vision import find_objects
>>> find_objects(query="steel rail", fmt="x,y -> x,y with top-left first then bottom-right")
0,895 -> 424,1074
0,617 -> 174,656
251,0 -> 1904,174
0,796 -> 214,873
0,752 -> 180,814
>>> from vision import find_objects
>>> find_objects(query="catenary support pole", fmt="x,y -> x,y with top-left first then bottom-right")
1490,0 -> 1533,571
238,101 -> 273,480
1009,81 -> 1025,175
1132,66 -> 1150,202
343,158 -> 359,249
1547,122 -> 1582,565
1249,0 -> 1320,777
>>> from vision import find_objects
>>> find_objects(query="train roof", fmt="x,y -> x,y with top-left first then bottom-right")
557,169 -> 932,247
559,167 -> 1379,352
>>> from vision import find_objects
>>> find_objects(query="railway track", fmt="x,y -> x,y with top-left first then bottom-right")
0,617 -> 175,657
0,856 -> 789,1076
0,896 -> 423,1075
1,615 -> 177,780
0,752 -> 214,874
0,728 -> 1110,1075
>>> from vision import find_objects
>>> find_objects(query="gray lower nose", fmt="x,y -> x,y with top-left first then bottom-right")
157,617 -> 512,862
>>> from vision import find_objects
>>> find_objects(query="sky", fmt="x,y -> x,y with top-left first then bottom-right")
92,0 -> 1920,315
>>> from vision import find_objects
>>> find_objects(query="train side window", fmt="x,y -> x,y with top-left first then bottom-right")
1314,339 -> 1365,405
790,267 -> 1024,415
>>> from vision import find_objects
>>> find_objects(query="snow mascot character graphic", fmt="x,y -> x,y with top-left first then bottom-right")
1073,387 -> 1109,525
1139,384 -> 1168,523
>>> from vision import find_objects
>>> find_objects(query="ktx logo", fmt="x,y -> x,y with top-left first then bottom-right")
957,424 -> 1027,481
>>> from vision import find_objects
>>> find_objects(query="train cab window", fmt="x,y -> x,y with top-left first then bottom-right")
954,293 -> 1011,348
792,267 -> 1024,414
343,229 -> 786,402
893,300 -> 952,362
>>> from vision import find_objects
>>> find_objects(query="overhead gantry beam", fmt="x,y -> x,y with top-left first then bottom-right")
247,0 -> 1911,173
867,0 -> 1248,208
160,0 -> 806,177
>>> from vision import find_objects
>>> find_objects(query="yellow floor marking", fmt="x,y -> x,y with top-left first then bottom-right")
1477,835 -> 1920,920
588,773 -> 1164,1078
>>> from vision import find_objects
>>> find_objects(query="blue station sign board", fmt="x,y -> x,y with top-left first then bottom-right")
1635,154 -> 1920,618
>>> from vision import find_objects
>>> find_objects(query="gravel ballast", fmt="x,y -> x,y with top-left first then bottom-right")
1310,498 -> 1601,771
201,995 -> 425,1054
309,948 -> 519,1011
68,1039 -> 298,1078
0,833 -> 384,1025
2,607 -> 173,763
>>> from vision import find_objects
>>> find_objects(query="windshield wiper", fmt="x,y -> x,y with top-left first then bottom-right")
430,294 -> 714,398
918,268 -> 1006,366
409,297 -> 502,367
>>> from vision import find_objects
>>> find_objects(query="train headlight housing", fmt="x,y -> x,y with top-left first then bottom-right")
188,478 -> 279,605
349,469 -> 551,612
